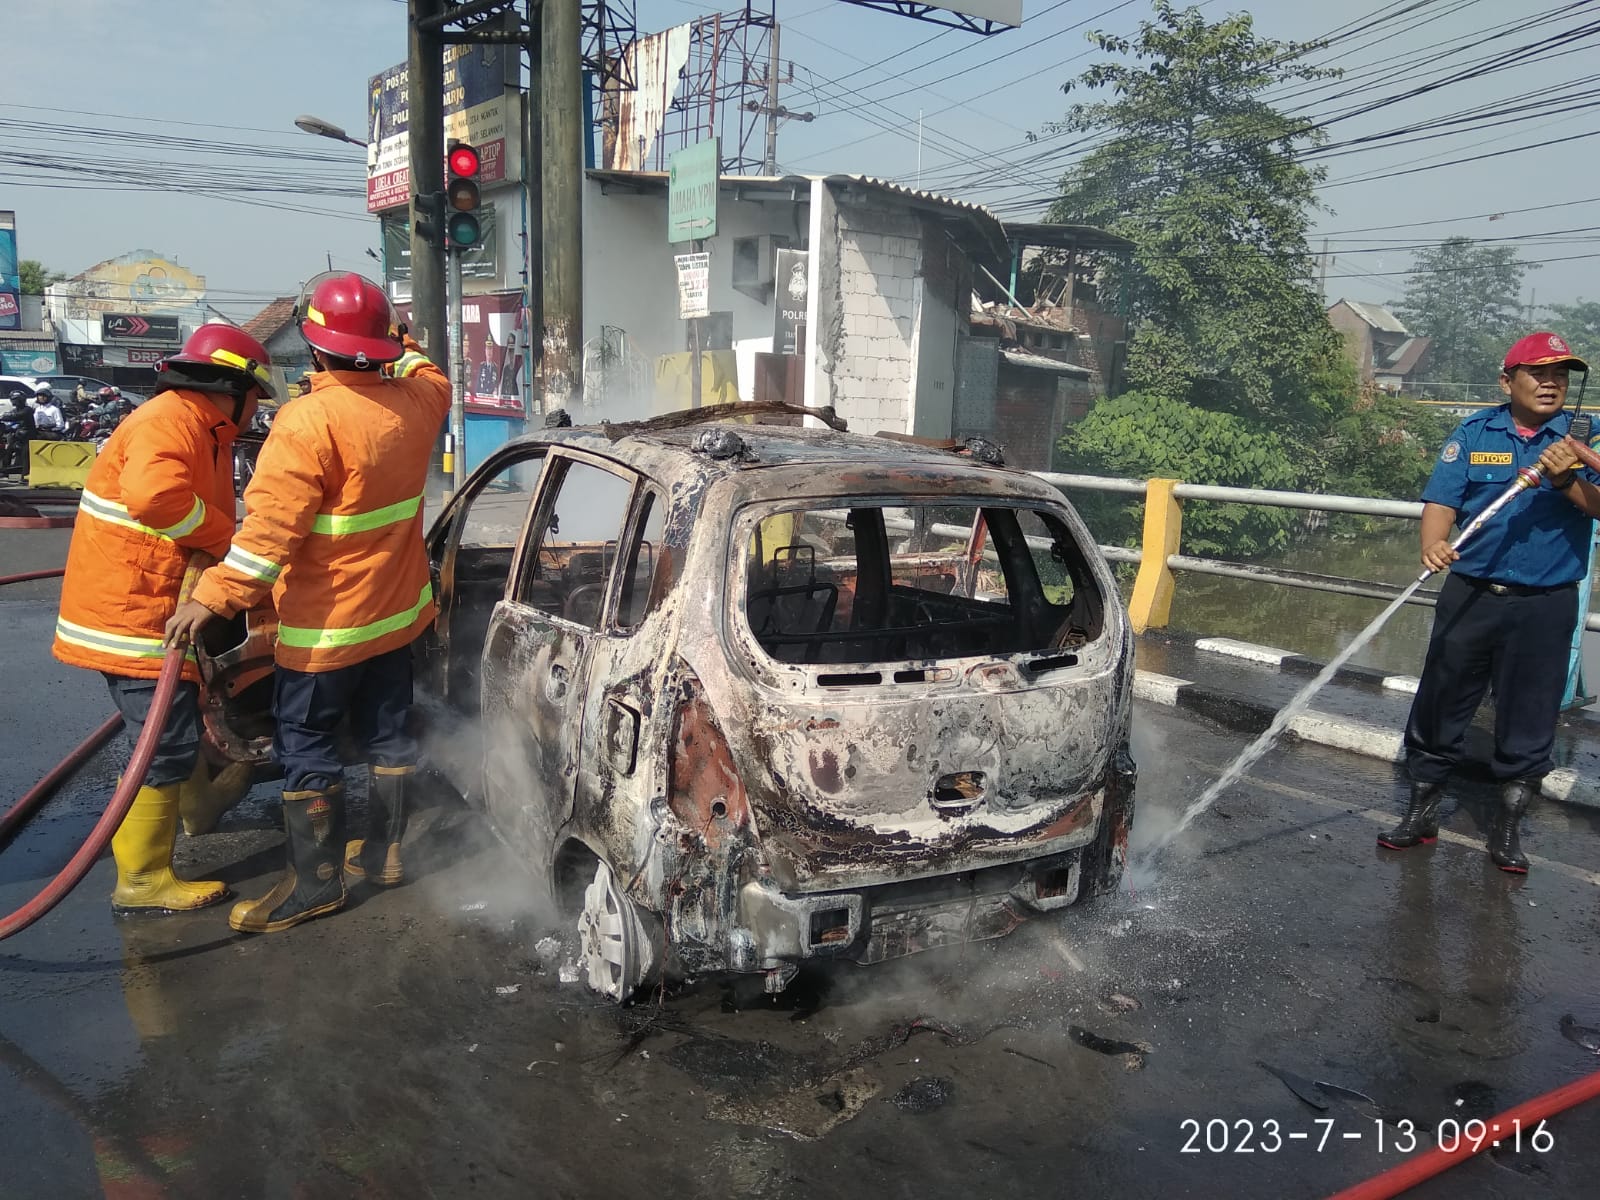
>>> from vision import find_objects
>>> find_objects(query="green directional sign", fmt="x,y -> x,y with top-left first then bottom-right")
668,138 -> 719,245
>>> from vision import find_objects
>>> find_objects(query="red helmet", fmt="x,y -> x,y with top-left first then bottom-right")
164,323 -> 276,398
298,272 -> 401,364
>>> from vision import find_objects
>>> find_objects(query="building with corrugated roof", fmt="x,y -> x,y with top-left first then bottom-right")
1327,299 -> 1432,392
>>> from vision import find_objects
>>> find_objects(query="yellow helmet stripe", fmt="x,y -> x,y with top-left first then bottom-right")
210,347 -> 272,388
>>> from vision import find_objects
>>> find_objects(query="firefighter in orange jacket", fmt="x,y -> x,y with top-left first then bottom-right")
52,324 -> 275,914
165,272 -> 450,934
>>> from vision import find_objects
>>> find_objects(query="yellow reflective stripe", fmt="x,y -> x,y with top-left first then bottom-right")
154,494 -> 205,540
80,489 -> 166,540
211,346 -> 272,388
223,545 -> 282,583
371,764 -> 417,776
55,617 -> 194,662
277,582 -> 433,651
305,303 -> 325,326
390,351 -> 429,378
310,494 -> 422,535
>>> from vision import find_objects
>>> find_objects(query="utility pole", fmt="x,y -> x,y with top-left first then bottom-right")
763,25 -> 781,175
523,0 -> 542,421
409,0 -> 447,369
750,24 -> 812,176
1318,237 -> 1330,298
541,0 -> 583,414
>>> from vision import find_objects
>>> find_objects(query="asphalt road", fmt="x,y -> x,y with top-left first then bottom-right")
3,538 -> 1600,1200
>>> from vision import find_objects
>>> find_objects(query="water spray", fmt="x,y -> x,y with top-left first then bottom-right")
1138,423 -> 1600,867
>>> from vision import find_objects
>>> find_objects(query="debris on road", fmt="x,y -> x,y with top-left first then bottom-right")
1067,1025 -> 1149,1070
892,1076 -> 953,1113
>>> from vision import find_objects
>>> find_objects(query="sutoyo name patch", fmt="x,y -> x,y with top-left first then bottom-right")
1469,452 -> 1513,465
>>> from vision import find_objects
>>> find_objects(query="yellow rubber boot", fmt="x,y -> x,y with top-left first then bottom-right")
178,758 -> 254,837
111,783 -> 231,914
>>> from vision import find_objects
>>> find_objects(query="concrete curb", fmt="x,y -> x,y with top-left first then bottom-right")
1133,666 -> 1600,812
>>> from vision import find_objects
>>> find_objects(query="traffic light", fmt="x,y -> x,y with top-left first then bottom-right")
445,141 -> 482,250
413,189 -> 442,249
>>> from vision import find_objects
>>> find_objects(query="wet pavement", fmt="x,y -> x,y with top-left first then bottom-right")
4,530 -> 1600,1199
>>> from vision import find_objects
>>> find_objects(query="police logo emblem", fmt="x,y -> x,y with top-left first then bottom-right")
1441,441 -> 1461,463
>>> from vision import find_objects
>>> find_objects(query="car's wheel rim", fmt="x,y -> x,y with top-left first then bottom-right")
577,861 -> 652,1002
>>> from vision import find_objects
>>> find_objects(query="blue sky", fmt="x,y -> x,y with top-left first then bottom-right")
3,0 -> 1593,321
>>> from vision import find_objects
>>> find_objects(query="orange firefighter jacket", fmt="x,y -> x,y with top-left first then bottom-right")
52,389 -> 239,682
190,339 -> 450,673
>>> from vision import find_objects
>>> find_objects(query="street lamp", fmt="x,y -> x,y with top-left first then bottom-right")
293,115 -> 367,148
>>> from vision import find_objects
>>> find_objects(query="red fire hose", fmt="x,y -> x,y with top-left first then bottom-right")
0,714 -> 123,843
0,568 -> 66,585
0,645 -> 186,940
1325,1067 -> 1600,1199
0,559 -> 198,941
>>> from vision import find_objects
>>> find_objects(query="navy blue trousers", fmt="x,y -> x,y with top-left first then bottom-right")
103,675 -> 201,789
1404,573 -> 1578,785
272,645 -> 417,792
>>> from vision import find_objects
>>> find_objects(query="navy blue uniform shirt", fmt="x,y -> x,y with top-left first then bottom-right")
1422,405 -> 1597,588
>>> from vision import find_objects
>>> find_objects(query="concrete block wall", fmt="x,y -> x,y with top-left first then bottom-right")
830,201 -> 922,436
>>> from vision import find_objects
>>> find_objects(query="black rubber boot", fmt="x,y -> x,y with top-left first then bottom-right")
1488,779 -> 1536,874
229,787 -> 347,933
1378,782 -> 1443,850
344,764 -> 412,887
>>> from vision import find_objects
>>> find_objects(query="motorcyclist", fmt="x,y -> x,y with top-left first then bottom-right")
32,386 -> 66,437
1,392 -> 34,476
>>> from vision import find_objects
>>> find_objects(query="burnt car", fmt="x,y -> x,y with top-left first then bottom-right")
418,404 -> 1136,1002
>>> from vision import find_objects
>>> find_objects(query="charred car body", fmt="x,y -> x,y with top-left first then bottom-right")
417,406 -> 1137,1001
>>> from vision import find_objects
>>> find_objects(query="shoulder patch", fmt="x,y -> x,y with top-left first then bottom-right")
1441,441 -> 1461,463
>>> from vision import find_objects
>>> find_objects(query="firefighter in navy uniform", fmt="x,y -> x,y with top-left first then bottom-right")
1381,332 -> 1600,872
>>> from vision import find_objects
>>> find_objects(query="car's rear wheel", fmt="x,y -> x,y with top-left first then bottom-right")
577,860 -> 659,1004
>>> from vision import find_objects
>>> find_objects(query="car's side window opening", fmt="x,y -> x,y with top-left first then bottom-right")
744,502 -> 1104,666
516,457 -> 636,628
616,488 -> 670,630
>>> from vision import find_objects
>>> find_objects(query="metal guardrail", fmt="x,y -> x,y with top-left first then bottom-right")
1031,471 -> 1600,635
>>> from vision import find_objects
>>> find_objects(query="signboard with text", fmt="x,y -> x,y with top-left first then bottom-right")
102,312 -> 181,345
772,248 -> 809,355
668,138 -> 719,244
366,40 -> 520,213
0,210 -> 19,332
675,252 -> 710,319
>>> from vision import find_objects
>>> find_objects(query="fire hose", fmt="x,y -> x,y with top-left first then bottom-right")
1324,1067 -> 1600,1200
0,560 -> 201,941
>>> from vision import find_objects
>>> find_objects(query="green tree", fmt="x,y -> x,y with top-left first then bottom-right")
1543,299 -> 1600,367
1045,1 -> 1345,430
1394,237 -> 1530,392
17,260 -> 63,295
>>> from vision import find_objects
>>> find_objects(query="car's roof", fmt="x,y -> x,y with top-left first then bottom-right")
490,419 -> 1061,505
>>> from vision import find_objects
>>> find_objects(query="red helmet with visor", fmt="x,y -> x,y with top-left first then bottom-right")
162,323 -> 276,399
297,272 -> 402,365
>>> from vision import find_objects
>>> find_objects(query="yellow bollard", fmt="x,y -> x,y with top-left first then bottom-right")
1128,478 -> 1182,634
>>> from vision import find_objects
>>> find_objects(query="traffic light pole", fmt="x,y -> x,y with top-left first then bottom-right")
448,246 -> 467,492
409,0 -> 447,371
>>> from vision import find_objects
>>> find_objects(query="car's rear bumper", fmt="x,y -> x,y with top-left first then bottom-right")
731,848 -> 1083,970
